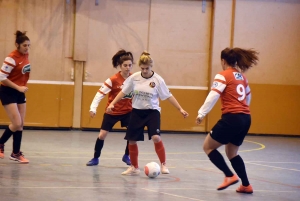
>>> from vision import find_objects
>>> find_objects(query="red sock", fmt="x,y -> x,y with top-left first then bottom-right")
129,144 -> 139,168
154,141 -> 166,164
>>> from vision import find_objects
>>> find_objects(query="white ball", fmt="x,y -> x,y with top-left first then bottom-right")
144,162 -> 161,178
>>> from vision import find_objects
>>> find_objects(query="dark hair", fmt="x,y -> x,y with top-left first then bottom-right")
221,47 -> 259,72
138,51 -> 153,66
15,30 -> 30,45
112,49 -> 134,68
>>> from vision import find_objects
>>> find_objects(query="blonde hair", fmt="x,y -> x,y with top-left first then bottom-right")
138,51 -> 153,66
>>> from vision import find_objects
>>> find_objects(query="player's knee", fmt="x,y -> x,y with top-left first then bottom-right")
151,135 -> 160,143
12,121 -> 23,131
98,134 -> 106,140
98,130 -> 108,140
202,144 -> 211,155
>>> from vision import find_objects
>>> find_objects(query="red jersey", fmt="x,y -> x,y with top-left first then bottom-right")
212,68 -> 250,114
0,50 -> 30,86
90,72 -> 133,115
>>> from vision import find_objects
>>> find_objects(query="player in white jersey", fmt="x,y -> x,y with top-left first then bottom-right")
196,47 -> 259,194
107,51 -> 189,176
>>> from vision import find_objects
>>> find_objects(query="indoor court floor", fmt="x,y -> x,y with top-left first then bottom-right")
0,129 -> 299,201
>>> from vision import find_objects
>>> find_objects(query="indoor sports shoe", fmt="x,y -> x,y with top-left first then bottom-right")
122,154 -> 131,166
86,158 -> 99,166
161,163 -> 170,174
0,144 -> 4,159
121,165 -> 140,176
10,152 -> 29,164
236,184 -> 253,194
217,174 -> 239,190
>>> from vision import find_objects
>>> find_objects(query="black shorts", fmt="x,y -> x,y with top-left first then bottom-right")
0,85 -> 26,106
210,113 -> 251,146
125,108 -> 161,141
100,112 -> 131,131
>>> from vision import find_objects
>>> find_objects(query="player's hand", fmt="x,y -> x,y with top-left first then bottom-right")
106,104 -> 114,113
195,116 -> 203,125
180,109 -> 189,118
89,111 -> 96,118
18,86 -> 28,93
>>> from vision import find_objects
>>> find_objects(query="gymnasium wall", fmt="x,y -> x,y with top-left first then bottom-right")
208,0 -> 300,135
0,0 -> 75,128
0,0 -> 299,135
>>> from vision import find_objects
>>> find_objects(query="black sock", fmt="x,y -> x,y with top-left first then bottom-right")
0,126 -> 14,144
94,138 -> 104,158
13,130 -> 22,154
230,155 -> 250,186
125,141 -> 129,155
208,149 -> 234,177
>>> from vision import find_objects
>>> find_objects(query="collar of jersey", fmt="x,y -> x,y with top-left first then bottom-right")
141,71 -> 154,79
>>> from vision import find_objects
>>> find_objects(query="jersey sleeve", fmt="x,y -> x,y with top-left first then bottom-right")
157,79 -> 172,100
197,73 -> 226,119
244,77 -> 251,105
211,73 -> 226,94
0,57 -> 16,81
197,90 -> 220,119
122,75 -> 134,95
89,78 -> 112,113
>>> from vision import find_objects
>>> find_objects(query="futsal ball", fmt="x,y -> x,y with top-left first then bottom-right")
144,162 -> 161,178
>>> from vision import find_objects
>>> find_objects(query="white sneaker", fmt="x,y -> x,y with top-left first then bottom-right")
121,165 -> 140,175
161,163 -> 170,174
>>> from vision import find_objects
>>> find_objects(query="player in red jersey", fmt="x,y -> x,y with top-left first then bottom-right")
0,31 -> 31,163
86,49 -> 134,166
196,47 -> 259,194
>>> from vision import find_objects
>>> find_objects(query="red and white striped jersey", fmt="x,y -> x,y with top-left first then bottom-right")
212,68 -> 250,114
90,72 -> 133,115
0,50 -> 30,86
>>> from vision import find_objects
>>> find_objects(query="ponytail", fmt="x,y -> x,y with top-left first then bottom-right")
221,47 -> 259,72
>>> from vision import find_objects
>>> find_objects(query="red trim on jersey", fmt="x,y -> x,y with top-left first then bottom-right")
98,90 -> 106,95
214,79 -> 226,84
246,92 -> 251,95
104,82 -> 112,89
3,61 -> 16,67
212,88 -> 221,94
0,70 -> 9,75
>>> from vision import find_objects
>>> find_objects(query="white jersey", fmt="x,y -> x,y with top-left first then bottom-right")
122,71 -> 172,112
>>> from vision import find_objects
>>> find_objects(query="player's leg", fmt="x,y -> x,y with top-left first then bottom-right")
204,115 -> 239,190
0,103 -> 21,159
120,112 -> 132,165
86,113 -> 116,166
227,114 -> 253,194
121,140 -> 140,175
226,143 -> 253,193
86,129 -> 109,166
122,140 -> 131,165
147,110 -> 169,174
0,86 -> 23,159
9,102 -> 29,163
121,109 -> 144,175
204,133 -> 238,190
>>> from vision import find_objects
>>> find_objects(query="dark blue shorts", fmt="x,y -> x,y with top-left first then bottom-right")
210,113 -> 251,146
125,108 -> 161,141
0,85 -> 26,105
101,112 -> 131,131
